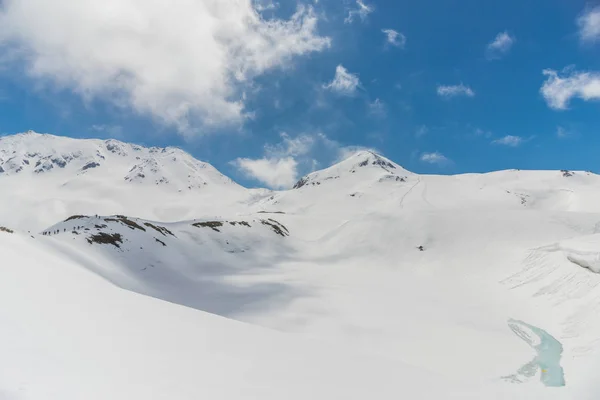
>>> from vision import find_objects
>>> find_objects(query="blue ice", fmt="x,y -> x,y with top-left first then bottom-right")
502,319 -> 566,387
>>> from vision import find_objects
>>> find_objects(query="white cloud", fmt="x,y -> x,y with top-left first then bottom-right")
382,29 -> 406,48
486,31 -> 515,59
492,135 -> 524,147
420,152 -> 450,165
232,132 -> 374,188
437,84 -> 475,98
233,157 -> 298,189
324,65 -> 360,96
578,6 -> 600,43
345,0 -> 373,24
232,132 -> 323,189
540,68 -> 600,110
0,1 -> 329,135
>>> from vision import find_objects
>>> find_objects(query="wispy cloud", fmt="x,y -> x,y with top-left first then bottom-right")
382,29 -> 406,48
335,145 -> 379,162
540,68 -> 600,110
556,126 -> 575,139
324,65 -> 360,96
368,98 -> 386,117
264,132 -> 317,158
345,0 -> 374,24
415,126 -> 428,138
91,124 -> 124,139
420,151 -> 451,165
578,6 -> 600,43
492,135 -> 524,147
253,0 -> 279,13
474,128 -> 493,139
437,84 -> 475,98
486,31 -> 515,59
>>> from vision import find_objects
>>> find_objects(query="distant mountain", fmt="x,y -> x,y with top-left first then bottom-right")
0,132 -> 248,230
0,131 -> 237,188
3,131 -> 599,231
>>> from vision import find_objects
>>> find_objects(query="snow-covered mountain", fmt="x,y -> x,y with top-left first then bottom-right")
292,150 -> 412,189
0,131 -> 250,230
0,131 -> 235,186
2,132 -> 600,399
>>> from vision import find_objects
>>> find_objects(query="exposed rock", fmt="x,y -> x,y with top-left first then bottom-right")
293,177 -> 309,189
144,222 -> 175,237
104,216 -> 146,231
192,221 -> 224,232
65,215 -> 87,222
229,221 -> 251,227
86,232 -> 123,248
82,162 -> 101,171
260,219 -> 289,237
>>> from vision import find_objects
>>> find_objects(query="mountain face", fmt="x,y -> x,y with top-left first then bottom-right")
0,132 -> 248,230
0,131 -> 237,188
2,132 -> 600,399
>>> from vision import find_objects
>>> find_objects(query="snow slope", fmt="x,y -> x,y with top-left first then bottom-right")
4,230 -> 528,400
2,133 -> 600,398
40,214 -> 294,316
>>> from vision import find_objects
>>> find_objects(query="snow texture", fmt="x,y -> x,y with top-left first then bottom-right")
2,132 -> 600,399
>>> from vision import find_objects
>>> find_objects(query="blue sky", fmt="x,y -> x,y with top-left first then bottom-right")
0,0 -> 599,188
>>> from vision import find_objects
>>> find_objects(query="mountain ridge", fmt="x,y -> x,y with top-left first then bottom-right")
1,131 -> 592,189
3,131 -> 600,231
0,131 -> 237,188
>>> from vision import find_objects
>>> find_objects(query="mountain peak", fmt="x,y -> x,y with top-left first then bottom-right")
20,130 -> 40,136
292,150 -> 412,189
